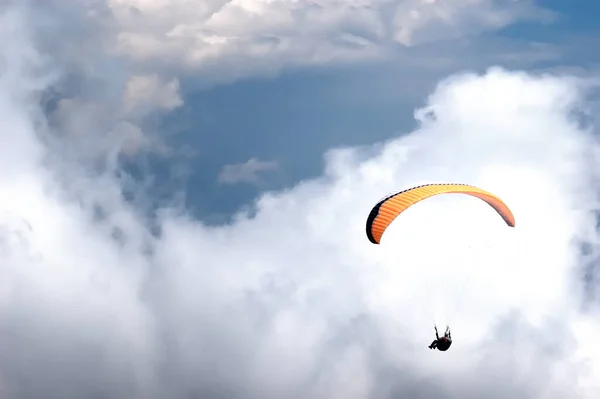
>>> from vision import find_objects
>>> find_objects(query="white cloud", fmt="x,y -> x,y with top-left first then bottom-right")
105,0 -> 552,76
20,3 -> 183,159
2,4 -> 600,398
123,73 -> 183,114
51,97 -> 170,159
393,0 -> 554,46
28,0 -> 558,163
139,67 -> 600,396
218,157 -> 280,184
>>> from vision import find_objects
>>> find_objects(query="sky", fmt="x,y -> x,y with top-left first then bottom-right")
1,0 -> 600,398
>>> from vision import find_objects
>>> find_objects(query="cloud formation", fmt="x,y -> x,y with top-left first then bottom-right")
393,0 -> 554,46
123,73 -> 183,114
218,157 -> 280,185
106,0 -> 551,76
1,3 -> 600,399
29,0 -> 557,163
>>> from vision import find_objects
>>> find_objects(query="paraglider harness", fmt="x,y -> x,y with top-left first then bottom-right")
429,325 -> 452,351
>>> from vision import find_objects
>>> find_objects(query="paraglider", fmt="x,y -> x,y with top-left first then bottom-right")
364,183 -> 515,351
428,326 -> 452,351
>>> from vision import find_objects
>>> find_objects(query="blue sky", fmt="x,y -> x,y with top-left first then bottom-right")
509,0 -> 599,36
144,0 -> 600,222
160,66 -> 420,220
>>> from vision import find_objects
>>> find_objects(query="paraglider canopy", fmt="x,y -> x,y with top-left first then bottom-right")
365,183 -> 515,245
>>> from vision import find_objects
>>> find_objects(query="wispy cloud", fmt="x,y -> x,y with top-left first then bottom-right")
218,157 -> 279,184
105,0 -> 552,78
28,0 -> 558,163
393,0 -> 554,46
123,73 -> 183,115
